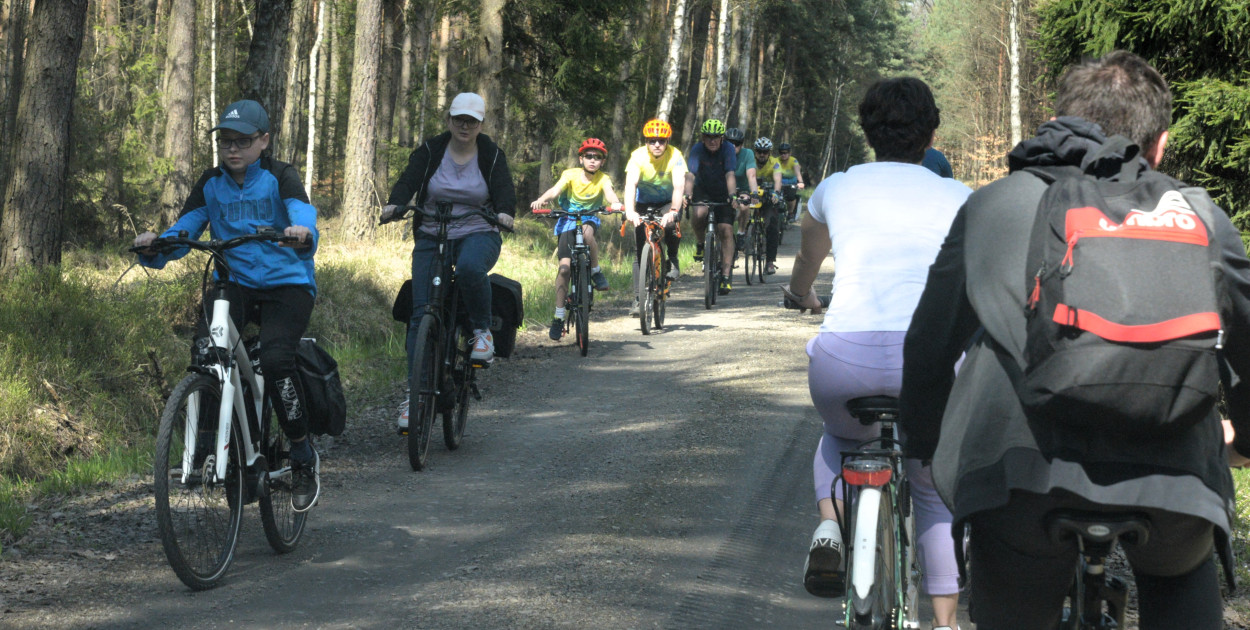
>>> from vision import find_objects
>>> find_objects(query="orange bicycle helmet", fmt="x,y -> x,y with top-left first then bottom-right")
579,138 -> 607,155
642,119 -> 673,139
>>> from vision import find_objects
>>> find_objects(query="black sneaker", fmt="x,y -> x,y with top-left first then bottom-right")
718,275 -> 732,295
549,318 -> 564,341
693,246 -> 704,263
291,450 -> 321,513
591,271 -> 609,292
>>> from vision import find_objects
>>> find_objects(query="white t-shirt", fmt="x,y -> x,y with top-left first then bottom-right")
806,161 -> 972,333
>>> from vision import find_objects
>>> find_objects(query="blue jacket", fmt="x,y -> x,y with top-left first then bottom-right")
140,157 -> 320,295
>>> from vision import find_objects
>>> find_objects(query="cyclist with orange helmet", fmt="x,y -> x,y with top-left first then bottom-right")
530,137 -> 623,340
623,119 -> 688,317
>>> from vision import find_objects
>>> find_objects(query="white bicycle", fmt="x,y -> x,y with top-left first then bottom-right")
134,230 -> 308,590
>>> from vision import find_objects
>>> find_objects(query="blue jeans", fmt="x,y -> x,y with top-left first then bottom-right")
407,231 -> 501,375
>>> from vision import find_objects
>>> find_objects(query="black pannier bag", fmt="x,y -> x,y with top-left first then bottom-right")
488,273 -> 524,358
391,274 -> 524,358
296,337 -> 347,436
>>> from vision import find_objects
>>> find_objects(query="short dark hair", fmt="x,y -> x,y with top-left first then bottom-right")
1054,50 -> 1171,152
858,77 -> 940,163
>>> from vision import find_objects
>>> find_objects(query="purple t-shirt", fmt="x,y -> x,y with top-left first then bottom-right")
422,149 -> 494,239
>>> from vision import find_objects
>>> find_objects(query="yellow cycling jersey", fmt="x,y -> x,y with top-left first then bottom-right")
626,145 -> 688,205
756,156 -> 783,183
776,156 -> 800,182
554,168 -> 610,212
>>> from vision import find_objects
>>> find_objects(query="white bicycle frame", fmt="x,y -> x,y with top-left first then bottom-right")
181,294 -> 266,483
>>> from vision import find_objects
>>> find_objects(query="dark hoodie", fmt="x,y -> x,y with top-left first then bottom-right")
898,117 -> 1250,543
387,131 -> 517,237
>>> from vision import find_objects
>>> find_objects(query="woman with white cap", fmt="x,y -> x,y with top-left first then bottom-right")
382,92 -> 516,430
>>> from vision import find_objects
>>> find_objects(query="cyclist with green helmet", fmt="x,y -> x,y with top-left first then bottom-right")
685,119 -> 738,295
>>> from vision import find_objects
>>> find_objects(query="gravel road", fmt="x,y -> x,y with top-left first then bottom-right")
4,234 -> 963,629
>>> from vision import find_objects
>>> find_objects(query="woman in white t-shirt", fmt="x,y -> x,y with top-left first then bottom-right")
785,78 -> 972,630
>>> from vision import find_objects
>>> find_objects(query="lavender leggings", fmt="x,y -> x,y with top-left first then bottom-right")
807,332 -> 959,596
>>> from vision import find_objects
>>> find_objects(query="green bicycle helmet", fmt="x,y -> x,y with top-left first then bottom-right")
700,119 -> 726,136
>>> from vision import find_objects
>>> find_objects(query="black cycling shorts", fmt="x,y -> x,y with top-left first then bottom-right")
556,223 -> 598,261
691,184 -> 734,226
782,185 -> 799,201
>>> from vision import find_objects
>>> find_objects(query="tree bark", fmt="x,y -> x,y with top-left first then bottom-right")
278,0 -> 313,166
305,0 -> 327,194
374,0 -> 402,194
342,0 -> 383,238
0,0 -> 88,269
0,0 -> 31,208
396,1 -> 415,147
1008,0 -> 1022,147
609,19 -> 637,183
680,4 -> 711,147
733,0 -> 753,131
655,0 -> 688,121
240,0 -> 294,156
478,0 -> 505,132
435,13 -> 451,113
158,0 -> 197,228
710,0 -> 730,121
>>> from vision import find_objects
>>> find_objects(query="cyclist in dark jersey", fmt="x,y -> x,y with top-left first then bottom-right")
685,119 -> 738,295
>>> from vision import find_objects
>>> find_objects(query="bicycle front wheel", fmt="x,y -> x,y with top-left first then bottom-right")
638,242 -> 654,335
575,255 -> 591,356
259,406 -> 307,553
442,326 -> 472,450
704,231 -> 716,309
154,374 -> 244,590
408,315 -> 441,471
848,486 -> 898,629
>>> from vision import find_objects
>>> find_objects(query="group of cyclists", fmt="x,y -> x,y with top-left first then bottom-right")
133,48 -> 1250,628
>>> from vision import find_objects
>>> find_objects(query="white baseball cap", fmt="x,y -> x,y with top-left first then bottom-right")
449,92 -> 486,121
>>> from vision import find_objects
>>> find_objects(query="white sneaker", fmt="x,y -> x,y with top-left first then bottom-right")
804,519 -> 845,597
397,397 -> 409,432
471,330 -> 495,363
666,262 -> 681,280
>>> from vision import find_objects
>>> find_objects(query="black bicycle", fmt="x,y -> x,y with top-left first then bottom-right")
132,229 -> 307,590
382,202 -> 511,471
532,206 -> 618,356
741,193 -> 766,285
693,199 -> 735,309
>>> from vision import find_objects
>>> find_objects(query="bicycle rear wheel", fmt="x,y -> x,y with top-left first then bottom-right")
754,224 -> 767,284
848,486 -> 898,629
575,255 -> 591,356
744,222 -> 757,286
408,315 -> 441,471
638,243 -> 654,335
154,373 -> 244,590
259,405 -> 307,553
704,231 -> 716,309
441,326 -> 472,450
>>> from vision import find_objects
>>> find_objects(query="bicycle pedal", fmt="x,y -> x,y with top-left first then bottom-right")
471,361 -> 490,369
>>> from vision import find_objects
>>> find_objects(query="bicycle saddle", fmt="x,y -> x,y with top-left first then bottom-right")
1044,510 -> 1151,547
845,396 -> 900,425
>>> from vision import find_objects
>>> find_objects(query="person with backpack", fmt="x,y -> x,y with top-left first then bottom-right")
899,50 -> 1250,629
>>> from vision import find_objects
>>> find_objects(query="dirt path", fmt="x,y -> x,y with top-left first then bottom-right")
4,232 -> 969,629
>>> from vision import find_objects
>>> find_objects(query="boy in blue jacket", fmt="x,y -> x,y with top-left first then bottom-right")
134,100 -> 322,513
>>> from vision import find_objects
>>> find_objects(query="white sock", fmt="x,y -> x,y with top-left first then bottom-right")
591,266 -> 601,274
554,307 -> 566,319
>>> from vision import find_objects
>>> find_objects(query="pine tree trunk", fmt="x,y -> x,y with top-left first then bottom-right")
374,0 -> 402,195
478,0 -> 505,133
655,0 -> 688,121
342,0 -> 383,238
278,0 -> 313,166
396,2 -> 414,148
0,0 -> 30,207
99,0 -> 127,234
733,1 -> 753,131
240,0 -> 294,156
609,19 -> 636,183
436,14 -> 451,113
158,0 -> 197,228
324,0 -> 341,211
0,0 -> 88,270
680,5 -> 711,147
1008,0 -> 1022,147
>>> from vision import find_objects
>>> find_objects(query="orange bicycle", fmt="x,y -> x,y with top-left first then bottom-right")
622,205 -> 678,335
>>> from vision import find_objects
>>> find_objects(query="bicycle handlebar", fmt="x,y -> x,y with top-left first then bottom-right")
531,206 -> 621,218
379,202 -> 514,232
130,229 -> 299,256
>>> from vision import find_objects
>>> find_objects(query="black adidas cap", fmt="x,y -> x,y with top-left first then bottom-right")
210,99 -> 270,135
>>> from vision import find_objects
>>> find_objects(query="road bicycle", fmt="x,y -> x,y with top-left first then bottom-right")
836,396 -> 921,630
382,202 -> 511,471
692,199 -> 735,309
778,184 -> 799,242
622,204 -> 675,335
532,206 -> 619,356
134,230 -> 308,591
1045,510 -> 1148,629
741,193 -> 766,285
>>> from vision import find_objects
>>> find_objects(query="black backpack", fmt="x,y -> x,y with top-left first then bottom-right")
296,337 -> 347,436
1012,152 -> 1225,437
